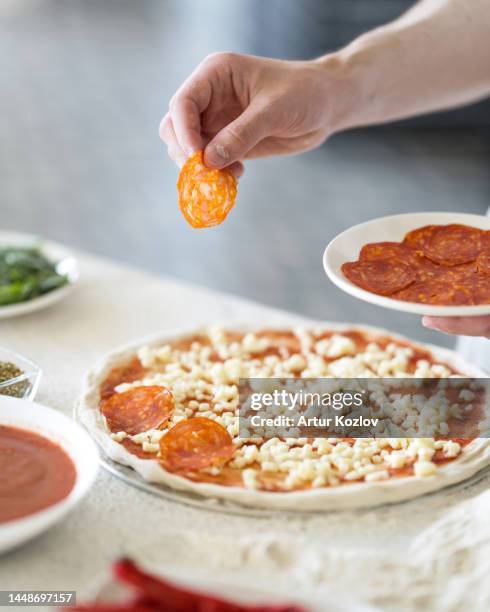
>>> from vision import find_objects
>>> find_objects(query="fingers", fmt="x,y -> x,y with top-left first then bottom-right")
169,96 -> 204,157
164,66 -> 213,157
160,113 -> 244,178
159,114 -> 244,178
204,101 -> 274,169
161,53 -> 254,173
422,315 -> 490,338
227,161 -> 245,180
159,114 -> 187,167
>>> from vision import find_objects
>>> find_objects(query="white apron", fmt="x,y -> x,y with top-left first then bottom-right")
455,207 -> 490,373
456,336 -> 489,372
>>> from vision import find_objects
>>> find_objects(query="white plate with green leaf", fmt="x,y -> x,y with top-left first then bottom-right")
0,231 -> 79,319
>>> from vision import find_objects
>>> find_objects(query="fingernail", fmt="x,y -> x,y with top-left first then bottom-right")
168,146 -> 186,168
214,144 -> 230,160
206,143 -> 230,168
422,316 -> 439,329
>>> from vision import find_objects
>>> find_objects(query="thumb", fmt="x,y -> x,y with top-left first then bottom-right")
204,102 -> 273,168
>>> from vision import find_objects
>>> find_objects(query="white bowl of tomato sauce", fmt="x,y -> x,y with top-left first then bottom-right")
0,396 -> 99,554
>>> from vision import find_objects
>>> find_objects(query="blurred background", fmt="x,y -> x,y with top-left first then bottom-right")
1,0 -> 489,347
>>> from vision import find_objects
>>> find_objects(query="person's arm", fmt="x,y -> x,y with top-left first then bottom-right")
335,0 -> 490,340
161,0 -> 490,171
331,0 -> 490,132
161,0 -> 490,339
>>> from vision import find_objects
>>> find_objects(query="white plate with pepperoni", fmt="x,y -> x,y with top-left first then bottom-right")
324,212 -> 490,317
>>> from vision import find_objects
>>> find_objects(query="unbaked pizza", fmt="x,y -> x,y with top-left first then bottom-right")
79,324 -> 490,511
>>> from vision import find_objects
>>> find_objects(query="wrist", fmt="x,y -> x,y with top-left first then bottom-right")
313,43 -> 376,134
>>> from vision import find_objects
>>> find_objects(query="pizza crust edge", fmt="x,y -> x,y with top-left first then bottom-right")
78,322 -> 490,511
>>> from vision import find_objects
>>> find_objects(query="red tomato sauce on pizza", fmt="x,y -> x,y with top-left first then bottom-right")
100,357 -> 147,400
98,328 -> 482,493
342,224 -> 490,305
0,426 -> 76,523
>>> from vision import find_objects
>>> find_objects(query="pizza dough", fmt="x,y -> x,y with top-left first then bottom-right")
79,323 -> 490,511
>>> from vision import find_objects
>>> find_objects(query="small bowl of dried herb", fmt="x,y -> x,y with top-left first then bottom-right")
0,349 -> 42,400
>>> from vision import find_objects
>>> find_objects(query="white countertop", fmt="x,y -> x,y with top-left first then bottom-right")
1,252 -> 489,611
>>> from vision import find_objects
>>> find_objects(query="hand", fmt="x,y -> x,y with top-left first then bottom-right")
160,52 -> 352,176
423,316 -> 490,338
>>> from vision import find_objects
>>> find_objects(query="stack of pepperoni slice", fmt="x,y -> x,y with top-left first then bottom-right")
342,224 -> 490,306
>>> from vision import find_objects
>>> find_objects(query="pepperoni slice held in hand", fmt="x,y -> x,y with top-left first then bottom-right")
178,150 -> 237,228
341,259 -> 416,296
422,224 -> 482,266
159,417 -> 235,473
101,386 -> 174,435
